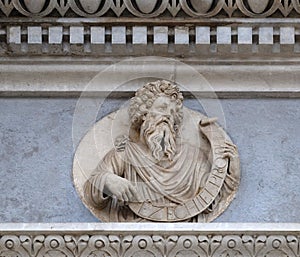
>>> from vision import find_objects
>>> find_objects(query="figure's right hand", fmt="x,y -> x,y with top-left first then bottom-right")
104,173 -> 140,203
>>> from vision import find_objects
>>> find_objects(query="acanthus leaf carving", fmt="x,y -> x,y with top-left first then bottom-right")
214,236 -> 252,257
255,235 -> 267,256
64,235 -> 89,256
19,235 -> 32,255
292,0 -> 300,13
32,236 -> 46,256
121,235 -> 133,255
152,236 -> 165,255
287,236 -> 299,256
123,236 -> 164,257
108,235 -> 121,256
256,236 -> 298,257
111,0 -> 126,17
241,235 -> 255,255
0,0 -> 14,16
0,234 -> 298,256
198,235 -> 210,255
223,0 -> 238,17
55,0 -> 69,16
210,236 -> 223,256
19,235 -> 45,257
81,235 -> 117,257
167,0 -> 181,17
168,235 -> 207,257
165,235 -> 179,255
278,0 -> 294,17
37,235 -> 74,257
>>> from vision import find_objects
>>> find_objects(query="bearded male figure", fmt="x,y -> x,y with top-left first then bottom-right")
84,80 -> 239,222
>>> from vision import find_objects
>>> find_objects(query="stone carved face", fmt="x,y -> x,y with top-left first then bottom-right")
128,80 -> 183,162
140,96 -> 178,161
128,80 -> 183,130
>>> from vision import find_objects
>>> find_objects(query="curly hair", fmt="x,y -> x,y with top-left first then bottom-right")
128,80 -> 183,128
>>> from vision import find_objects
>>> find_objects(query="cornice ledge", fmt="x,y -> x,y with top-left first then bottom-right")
1,62 -> 300,98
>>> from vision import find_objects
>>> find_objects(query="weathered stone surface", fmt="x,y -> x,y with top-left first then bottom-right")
0,98 -> 299,222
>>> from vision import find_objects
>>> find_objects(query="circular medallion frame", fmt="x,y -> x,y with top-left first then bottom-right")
73,106 -> 240,222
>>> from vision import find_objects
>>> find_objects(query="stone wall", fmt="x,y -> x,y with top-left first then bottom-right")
0,97 -> 299,223
0,0 -> 300,256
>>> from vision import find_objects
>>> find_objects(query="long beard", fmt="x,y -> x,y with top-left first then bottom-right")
140,115 -> 177,162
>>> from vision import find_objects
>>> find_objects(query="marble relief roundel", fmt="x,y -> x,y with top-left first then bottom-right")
73,80 -> 240,222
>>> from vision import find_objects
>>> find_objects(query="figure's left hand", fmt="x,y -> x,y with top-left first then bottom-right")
219,141 -> 240,179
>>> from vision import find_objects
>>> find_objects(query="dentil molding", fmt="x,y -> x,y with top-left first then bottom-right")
0,1 -> 299,58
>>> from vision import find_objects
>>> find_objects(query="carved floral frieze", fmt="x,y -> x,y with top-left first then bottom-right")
0,0 -> 300,18
0,233 -> 299,257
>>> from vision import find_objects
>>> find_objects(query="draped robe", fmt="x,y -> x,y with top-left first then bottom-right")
84,140 -> 211,222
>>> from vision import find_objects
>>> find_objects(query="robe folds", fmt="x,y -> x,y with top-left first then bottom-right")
84,140 -> 212,221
